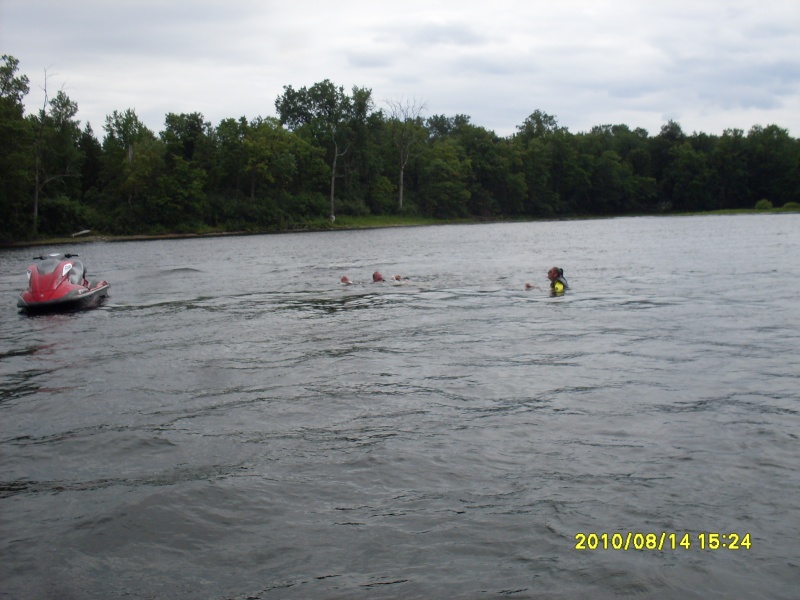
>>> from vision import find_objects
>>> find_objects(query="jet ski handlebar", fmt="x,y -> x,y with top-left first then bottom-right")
33,253 -> 79,260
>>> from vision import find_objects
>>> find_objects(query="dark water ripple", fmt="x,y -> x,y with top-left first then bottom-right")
1,215 -> 799,599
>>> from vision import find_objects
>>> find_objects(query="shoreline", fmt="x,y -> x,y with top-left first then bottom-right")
1,217 -> 483,248
3,208 -> 796,249
1,223 -> 439,249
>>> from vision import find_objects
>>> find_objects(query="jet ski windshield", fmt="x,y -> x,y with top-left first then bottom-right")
36,256 -> 63,275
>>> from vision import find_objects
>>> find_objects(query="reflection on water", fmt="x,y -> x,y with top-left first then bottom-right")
1,215 -> 799,599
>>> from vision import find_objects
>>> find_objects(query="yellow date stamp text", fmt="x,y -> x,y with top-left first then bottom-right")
574,532 -> 752,551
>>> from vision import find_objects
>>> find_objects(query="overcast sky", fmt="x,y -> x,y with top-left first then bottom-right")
3,0 -> 799,138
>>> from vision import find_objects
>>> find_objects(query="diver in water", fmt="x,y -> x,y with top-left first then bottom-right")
547,267 -> 568,293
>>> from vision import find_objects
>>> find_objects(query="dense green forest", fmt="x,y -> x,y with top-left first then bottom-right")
2,54 -> 798,242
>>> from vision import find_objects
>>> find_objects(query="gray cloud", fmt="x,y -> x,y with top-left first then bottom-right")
405,22 -> 487,47
2,0 -> 798,137
347,52 -> 395,69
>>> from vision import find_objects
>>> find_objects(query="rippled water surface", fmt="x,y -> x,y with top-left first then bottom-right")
2,215 -> 799,599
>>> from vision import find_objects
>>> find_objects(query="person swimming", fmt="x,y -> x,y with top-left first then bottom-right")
547,266 -> 568,293
341,273 -> 402,285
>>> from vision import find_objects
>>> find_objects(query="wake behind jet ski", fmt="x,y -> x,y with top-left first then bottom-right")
17,253 -> 109,313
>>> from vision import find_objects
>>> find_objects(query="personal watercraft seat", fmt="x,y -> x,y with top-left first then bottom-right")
68,261 -> 85,285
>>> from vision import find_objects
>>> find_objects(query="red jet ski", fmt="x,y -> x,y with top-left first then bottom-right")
17,253 -> 110,313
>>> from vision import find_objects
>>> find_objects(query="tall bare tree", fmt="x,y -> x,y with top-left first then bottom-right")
276,80 -> 374,221
386,97 -> 427,212
31,71 -> 82,234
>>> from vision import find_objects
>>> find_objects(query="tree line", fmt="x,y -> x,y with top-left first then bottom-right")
1,54 -> 798,242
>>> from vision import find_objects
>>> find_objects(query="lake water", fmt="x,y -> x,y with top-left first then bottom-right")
1,215 -> 799,599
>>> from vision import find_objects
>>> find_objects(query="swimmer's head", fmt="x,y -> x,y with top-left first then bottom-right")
372,271 -> 384,282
